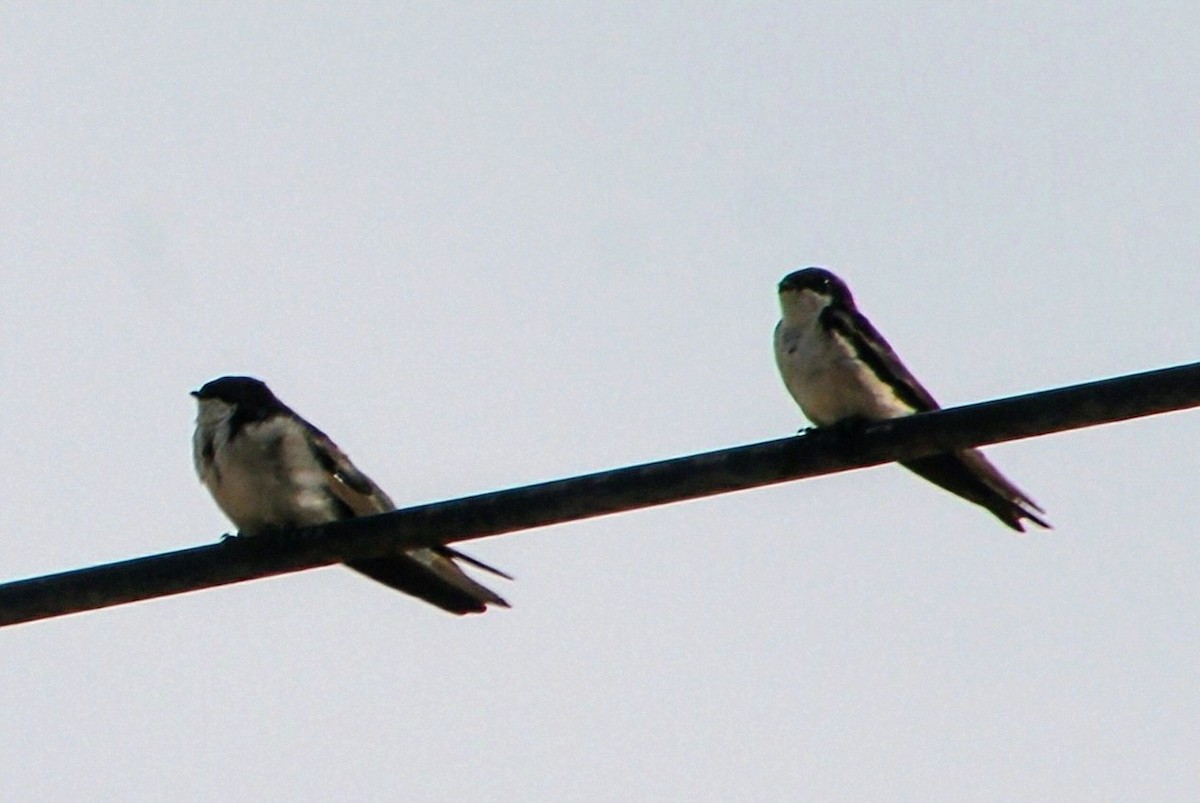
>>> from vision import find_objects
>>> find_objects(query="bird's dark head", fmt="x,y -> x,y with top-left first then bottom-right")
778,267 -> 853,303
777,267 -> 855,319
191,376 -> 282,415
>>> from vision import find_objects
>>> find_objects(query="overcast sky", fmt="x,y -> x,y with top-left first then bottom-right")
2,4 -> 1198,801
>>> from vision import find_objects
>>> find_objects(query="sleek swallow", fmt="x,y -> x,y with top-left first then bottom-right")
773,267 -> 1049,531
192,376 -> 510,614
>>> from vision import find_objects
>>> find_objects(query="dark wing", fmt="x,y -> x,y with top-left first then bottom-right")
304,426 -> 396,514
822,306 -> 1050,532
304,427 -> 510,614
822,305 -> 942,412
348,553 -> 510,614
902,449 -> 1050,532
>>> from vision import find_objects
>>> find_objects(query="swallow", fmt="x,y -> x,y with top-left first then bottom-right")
773,267 -> 1049,531
192,376 -> 510,614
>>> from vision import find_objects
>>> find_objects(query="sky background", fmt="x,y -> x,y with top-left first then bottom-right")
2,4 -> 1198,801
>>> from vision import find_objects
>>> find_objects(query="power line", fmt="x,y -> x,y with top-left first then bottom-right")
1,361 -> 1197,628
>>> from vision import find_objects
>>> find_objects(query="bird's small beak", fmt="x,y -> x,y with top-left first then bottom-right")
190,390 -> 201,398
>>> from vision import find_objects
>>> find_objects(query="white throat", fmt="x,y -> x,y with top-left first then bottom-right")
195,397 -> 235,430
778,289 -> 831,327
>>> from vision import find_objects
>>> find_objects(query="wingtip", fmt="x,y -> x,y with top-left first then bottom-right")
1005,509 -> 1052,533
473,588 -> 512,611
429,588 -> 512,615
1019,503 -> 1052,531
346,555 -> 512,615
448,597 -> 511,615
444,547 -> 515,581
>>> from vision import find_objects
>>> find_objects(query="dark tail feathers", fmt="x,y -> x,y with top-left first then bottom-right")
345,547 -> 510,615
902,449 -> 1050,532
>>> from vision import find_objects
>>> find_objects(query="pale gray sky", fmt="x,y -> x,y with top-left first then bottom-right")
1,4 -> 1198,801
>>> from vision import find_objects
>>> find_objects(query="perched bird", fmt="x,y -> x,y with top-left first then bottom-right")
773,267 -> 1049,531
191,376 -> 510,614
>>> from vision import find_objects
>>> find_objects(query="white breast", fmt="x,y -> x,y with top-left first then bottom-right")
195,406 -> 340,533
774,317 -> 915,426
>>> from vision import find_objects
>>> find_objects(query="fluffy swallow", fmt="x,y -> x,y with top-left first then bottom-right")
773,268 -> 1049,531
192,376 -> 510,613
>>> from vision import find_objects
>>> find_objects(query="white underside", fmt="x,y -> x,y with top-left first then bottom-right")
193,401 -> 358,533
774,316 -> 915,426
192,399 -> 487,596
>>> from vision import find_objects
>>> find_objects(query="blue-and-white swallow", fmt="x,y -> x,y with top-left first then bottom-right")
192,376 -> 510,614
773,267 -> 1049,531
